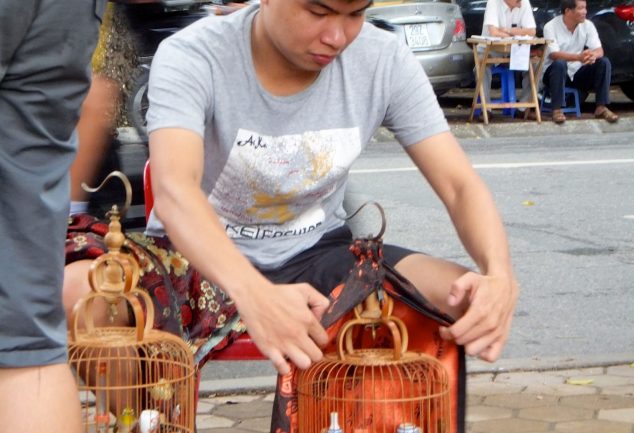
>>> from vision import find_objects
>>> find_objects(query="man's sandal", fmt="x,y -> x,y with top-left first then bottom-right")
552,110 -> 566,124
595,108 -> 619,123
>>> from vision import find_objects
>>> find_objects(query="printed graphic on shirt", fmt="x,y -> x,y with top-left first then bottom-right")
211,127 -> 361,240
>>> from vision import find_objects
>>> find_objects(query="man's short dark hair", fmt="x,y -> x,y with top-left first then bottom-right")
561,0 -> 579,14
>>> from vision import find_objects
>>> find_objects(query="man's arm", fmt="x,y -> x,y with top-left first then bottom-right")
508,26 -> 536,37
148,128 -> 329,374
487,24 -> 536,37
405,131 -> 518,361
548,47 -> 603,64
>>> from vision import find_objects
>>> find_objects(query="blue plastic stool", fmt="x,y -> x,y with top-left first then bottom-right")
475,65 -> 517,117
540,86 -> 581,118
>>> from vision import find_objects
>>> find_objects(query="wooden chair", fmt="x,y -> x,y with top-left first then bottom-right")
143,161 -> 265,360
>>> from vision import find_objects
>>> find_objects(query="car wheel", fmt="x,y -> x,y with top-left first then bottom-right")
620,80 -> 634,102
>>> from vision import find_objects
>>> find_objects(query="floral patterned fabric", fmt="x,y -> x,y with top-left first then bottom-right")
66,214 -> 245,366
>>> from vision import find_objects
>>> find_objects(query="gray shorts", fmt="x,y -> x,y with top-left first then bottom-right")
260,225 -> 418,296
0,0 -> 104,367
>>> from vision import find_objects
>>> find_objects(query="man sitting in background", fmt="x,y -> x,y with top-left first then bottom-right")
479,0 -> 536,116
541,0 -> 618,124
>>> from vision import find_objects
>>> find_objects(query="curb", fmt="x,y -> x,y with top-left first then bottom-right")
198,353 -> 634,396
467,352 -> 634,374
371,116 -> 634,142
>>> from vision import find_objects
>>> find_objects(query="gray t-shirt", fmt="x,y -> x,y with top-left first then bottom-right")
146,4 -> 448,269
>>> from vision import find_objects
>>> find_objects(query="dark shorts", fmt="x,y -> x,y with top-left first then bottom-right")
261,225 -> 418,296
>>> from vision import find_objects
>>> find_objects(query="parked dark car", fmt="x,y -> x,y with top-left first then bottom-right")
456,0 -> 634,100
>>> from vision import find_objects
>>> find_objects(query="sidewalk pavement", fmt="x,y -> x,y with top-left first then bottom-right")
195,354 -> 634,433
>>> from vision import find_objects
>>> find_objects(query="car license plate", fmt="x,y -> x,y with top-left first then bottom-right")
404,24 -> 431,49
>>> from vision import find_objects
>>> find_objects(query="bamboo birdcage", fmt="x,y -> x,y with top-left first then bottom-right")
68,172 -> 196,433
297,292 -> 451,433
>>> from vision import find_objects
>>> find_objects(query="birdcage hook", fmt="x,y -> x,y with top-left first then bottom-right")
345,201 -> 386,241
81,170 -> 132,218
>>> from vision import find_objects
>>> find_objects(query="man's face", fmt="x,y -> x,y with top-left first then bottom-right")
259,0 -> 372,72
569,0 -> 587,23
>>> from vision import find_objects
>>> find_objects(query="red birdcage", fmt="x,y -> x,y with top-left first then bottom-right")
297,292 -> 451,433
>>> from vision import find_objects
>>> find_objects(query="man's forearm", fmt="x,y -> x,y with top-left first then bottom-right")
488,25 -> 536,38
549,51 -> 581,62
488,25 -> 512,37
445,180 -> 513,278
508,27 -> 536,37
590,47 -> 604,58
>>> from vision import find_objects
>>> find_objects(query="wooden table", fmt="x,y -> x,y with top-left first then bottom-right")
467,37 -> 549,124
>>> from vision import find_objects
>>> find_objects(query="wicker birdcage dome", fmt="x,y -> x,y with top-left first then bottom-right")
67,172 -> 196,433
297,292 -> 451,433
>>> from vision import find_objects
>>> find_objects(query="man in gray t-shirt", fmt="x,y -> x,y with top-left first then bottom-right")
61,0 -> 517,373
0,0 -> 103,431
144,0 -> 518,375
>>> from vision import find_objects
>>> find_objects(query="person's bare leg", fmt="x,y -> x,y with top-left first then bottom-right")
394,253 -> 470,320
71,75 -> 121,202
0,364 -> 82,433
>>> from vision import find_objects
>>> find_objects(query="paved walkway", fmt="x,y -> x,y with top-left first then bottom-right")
195,361 -> 634,433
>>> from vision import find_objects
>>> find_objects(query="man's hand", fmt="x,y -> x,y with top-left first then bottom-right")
235,282 -> 330,375
580,49 -> 596,65
438,272 -> 518,362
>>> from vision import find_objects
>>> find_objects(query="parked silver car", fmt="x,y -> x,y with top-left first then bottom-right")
367,0 -> 475,94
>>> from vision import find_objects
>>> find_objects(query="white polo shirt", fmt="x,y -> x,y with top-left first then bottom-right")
482,0 -> 536,37
543,16 -> 602,80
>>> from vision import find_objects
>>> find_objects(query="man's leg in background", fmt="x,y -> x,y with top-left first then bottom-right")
571,57 -> 614,115
542,60 -> 568,122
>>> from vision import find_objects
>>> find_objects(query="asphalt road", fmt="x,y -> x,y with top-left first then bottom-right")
201,129 -> 634,381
